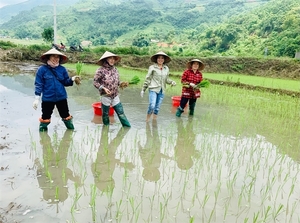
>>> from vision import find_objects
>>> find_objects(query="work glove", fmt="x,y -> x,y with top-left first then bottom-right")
189,83 -> 197,89
71,76 -> 79,81
119,81 -> 129,90
171,81 -> 176,86
71,76 -> 81,85
33,95 -> 40,110
140,90 -> 144,98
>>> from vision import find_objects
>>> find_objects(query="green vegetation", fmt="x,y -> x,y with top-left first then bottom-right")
204,73 -> 300,92
41,27 -> 54,43
0,0 -> 299,58
64,63 -> 300,94
0,40 -> 17,49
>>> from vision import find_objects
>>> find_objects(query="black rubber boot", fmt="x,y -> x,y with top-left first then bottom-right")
102,104 -> 110,126
189,102 -> 196,116
175,106 -> 184,117
113,103 -> 131,127
62,116 -> 74,130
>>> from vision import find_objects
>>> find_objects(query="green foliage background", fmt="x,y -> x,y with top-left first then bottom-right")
0,0 -> 299,58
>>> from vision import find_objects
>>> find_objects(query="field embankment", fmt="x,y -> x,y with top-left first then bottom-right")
0,48 -> 299,96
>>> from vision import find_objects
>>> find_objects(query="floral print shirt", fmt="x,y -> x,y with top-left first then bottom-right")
93,62 -> 120,99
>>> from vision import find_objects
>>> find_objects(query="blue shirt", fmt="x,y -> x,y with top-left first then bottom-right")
34,64 -> 73,102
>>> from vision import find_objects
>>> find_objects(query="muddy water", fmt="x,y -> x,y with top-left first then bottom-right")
0,74 -> 299,223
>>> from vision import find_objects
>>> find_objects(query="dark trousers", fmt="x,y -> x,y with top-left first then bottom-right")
180,97 -> 196,108
41,99 -> 70,120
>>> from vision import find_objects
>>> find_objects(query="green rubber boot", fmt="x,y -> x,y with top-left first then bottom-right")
62,116 -> 74,130
102,104 -> 110,126
175,106 -> 184,117
113,103 -> 131,127
189,102 -> 196,116
39,118 -> 51,132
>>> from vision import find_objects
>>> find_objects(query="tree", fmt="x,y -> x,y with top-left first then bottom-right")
66,36 -> 80,46
15,26 -> 31,39
132,34 -> 149,47
42,27 -> 54,43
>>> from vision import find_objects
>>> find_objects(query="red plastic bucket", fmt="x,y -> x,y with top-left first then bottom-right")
92,102 -> 114,116
171,96 -> 181,107
171,96 -> 188,107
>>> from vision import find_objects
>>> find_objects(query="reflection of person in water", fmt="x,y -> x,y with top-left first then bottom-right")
35,130 -> 81,206
174,118 -> 200,170
91,127 -> 134,192
139,120 -> 172,182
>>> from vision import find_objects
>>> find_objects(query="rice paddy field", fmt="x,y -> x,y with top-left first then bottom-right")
0,66 -> 299,223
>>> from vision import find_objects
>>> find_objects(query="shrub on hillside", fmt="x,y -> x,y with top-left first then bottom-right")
0,40 -> 17,50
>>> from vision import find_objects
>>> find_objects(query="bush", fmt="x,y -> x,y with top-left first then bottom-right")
0,40 -> 17,49
27,44 -> 49,51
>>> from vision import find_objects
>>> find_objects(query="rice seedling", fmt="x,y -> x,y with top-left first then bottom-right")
70,182 -> 82,214
115,199 -> 123,222
272,203 -> 284,220
54,186 -> 59,201
200,194 -> 210,208
90,184 -> 97,222
262,205 -> 272,222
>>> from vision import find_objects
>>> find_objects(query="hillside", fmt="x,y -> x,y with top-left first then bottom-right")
0,0 -> 299,58
0,0 -> 267,44
0,0 -> 81,24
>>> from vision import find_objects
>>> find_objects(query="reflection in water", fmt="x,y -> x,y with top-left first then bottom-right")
91,114 -> 115,125
139,120 -> 172,182
91,127 -> 134,192
35,130 -> 81,210
174,117 -> 200,170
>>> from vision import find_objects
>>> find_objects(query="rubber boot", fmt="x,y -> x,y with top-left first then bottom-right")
189,102 -> 196,116
175,106 -> 184,117
39,118 -> 51,132
102,104 -> 110,126
113,103 -> 131,127
62,115 -> 74,130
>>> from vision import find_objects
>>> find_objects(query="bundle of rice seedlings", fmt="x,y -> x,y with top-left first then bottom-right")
74,62 -> 84,85
197,79 -> 210,88
129,75 -> 140,84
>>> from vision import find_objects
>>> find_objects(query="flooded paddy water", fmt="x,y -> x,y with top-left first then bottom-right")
0,70 -> 299,223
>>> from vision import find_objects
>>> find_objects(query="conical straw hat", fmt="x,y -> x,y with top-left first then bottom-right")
150,51 -> 171,63
187,59 -> 205,71
97,51 -> 121,65
40,48 -> 68,64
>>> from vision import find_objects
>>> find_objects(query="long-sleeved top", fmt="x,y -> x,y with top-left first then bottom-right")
34,64 -> 73,102
142,63 -> 174,93
181,69 -> 203,99
93,63 -> 120,99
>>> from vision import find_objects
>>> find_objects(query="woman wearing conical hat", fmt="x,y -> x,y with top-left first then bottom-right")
32,48 -> 81,131
93,51 -> 131,127
140,51 -> 176,122
175,59 -> 205,117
